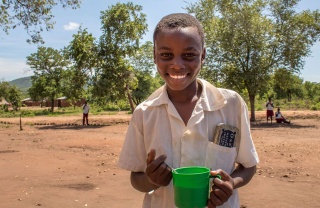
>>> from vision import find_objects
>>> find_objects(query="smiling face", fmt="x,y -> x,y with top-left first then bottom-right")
154,27 -> 205,93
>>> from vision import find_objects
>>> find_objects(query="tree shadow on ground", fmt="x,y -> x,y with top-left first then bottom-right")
251,121 -> 317,130
36,124 -> 109,130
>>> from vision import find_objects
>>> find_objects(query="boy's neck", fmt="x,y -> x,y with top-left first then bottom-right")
167,81 -> 202,125
167,81 -> 202,103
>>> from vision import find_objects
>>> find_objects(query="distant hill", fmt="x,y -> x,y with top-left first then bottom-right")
9,76 -> 32,95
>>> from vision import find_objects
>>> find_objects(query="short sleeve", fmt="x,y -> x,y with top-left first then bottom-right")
236,96 -> 259,168
117,111 -> 148,172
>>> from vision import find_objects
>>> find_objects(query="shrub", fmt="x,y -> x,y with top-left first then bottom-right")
310,102 -> 320,111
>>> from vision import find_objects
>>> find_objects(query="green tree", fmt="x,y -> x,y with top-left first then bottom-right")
0,0 -> 81,43
130,41 -> 155,73
0,81 -> 22,111
273,68 -> 304,101
7,85 -> 22,111
304,81 -> 320,100
61,67 -> 86,108
187,0 -> 320,121
64,28 -> 98,106
129,41 -> 161,105
93,2 -> 148,113
27,46 -> 69,112
28,76 -> 47,105
0,81 -> 11,99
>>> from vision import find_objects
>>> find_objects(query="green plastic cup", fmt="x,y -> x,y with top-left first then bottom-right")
172,166 -> 221,208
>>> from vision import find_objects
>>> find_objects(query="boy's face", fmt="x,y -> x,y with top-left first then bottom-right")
154,27 -> 205,92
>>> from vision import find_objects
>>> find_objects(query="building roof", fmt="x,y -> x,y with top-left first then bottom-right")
0,97 -> 9,105
57,96 -> 67,100
21,98 -> 32,102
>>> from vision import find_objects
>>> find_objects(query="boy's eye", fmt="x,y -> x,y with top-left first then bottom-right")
183,53 -> 196,58
159,53 -> 197,60
160,53 -> 172,58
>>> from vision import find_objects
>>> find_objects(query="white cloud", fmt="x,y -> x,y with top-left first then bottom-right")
63,22 -> 80,31
0,58 -> 33,81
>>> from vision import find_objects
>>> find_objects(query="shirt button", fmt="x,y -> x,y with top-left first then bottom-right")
183,129 -> 192,136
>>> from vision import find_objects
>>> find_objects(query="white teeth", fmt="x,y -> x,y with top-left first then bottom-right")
170,74 -> 186,79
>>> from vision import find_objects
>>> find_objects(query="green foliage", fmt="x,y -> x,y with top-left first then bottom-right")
3,1 -> 318,117
0,81 -> 22,110
0,101 -> 130,118
304,81 -> 320,100
7,85 -> 22,110
92,2 -> 148,112
0,104 -> 9,113
0,81 -> 11,98
8,76 -> 32,96
0,0 -> 81,43
131,69 -> 162,105
63,27 -> 98,107
129,41 -> 161,105
0,107 -> 82,118
186,0 -> 320,121
90,100 -> 130,113
255,97 -> 318,111
130,41 -> 155,73
61,68 -> 86,106
310,102 -> 320,111
272,68 -> 305,101
27,46 -> 69,112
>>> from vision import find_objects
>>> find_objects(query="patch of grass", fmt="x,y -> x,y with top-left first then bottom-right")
310,102 -> 320,110
254,98 -> 318,111
0,106 -> 128,118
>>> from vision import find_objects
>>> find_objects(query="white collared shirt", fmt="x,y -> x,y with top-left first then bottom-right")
118,78 -> 259,208
266,102 -> 274,110
83,104 -> 90,114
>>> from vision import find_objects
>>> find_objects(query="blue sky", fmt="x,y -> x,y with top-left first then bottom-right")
0,0 -> 319,82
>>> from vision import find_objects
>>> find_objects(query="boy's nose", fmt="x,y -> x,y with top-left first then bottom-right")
170,58 -> 185,69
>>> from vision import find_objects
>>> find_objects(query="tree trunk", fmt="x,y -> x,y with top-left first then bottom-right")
126,84 -> 135,113
249,94 -> 256,122
51,98 -> 55,112
287,89 -> 292,102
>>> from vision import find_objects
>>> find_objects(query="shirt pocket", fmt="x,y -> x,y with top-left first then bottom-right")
205,142 -> 237,174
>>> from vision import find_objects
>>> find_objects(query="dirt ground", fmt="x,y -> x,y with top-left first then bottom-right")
0,110 -> 319,208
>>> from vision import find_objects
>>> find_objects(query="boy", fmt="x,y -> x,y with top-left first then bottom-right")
118,13 -> 259,208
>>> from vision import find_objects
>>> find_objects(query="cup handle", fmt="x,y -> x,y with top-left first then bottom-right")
209,174 -> 221,180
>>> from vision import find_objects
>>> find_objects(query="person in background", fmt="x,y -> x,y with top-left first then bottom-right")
82,100 -> 90,125
275,107 -> 291,124
266,97 -> 274,123
118,13 -> 259,208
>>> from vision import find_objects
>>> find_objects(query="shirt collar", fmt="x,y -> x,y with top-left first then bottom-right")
142,78 -> 227,111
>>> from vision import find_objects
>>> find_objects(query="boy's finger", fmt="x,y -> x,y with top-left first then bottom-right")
146,149 -> 156,165
210,170 -> 233,197
210,169 -> 231,182
146,154 -> 168,174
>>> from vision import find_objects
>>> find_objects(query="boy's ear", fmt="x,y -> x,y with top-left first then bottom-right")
153,48 -> 156,64
201,48 -> 206,64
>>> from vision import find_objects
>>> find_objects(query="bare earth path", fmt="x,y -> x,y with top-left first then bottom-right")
0,111 -> 319,208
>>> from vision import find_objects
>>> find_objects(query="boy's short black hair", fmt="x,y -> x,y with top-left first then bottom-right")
153,13 -> 205,47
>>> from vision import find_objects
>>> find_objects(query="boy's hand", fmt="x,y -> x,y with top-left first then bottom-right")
145,149 -> 172,187
208,169 -> 234,208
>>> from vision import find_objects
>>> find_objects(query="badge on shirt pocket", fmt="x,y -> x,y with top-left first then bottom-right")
212,123 -> 239,148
